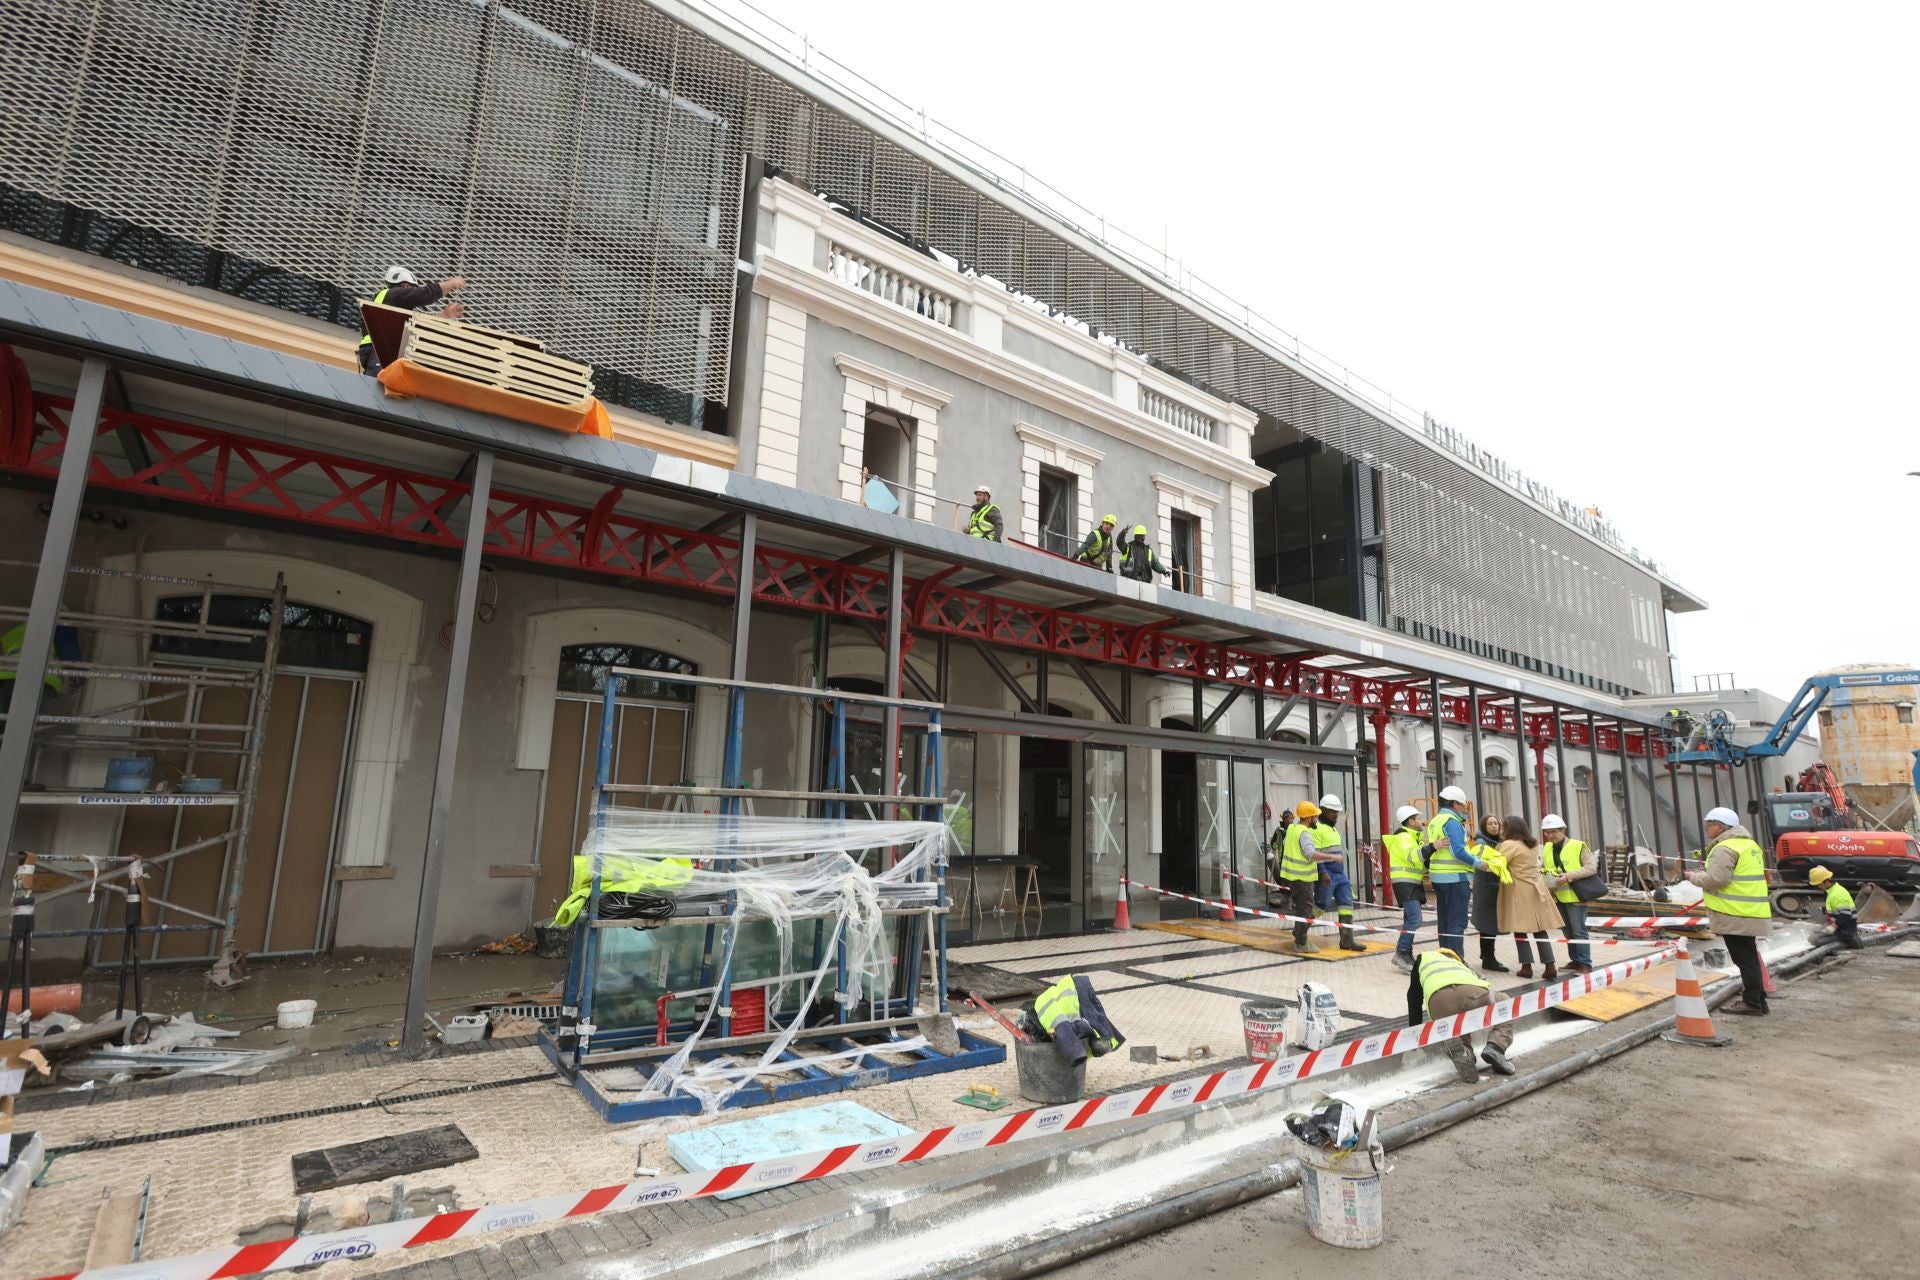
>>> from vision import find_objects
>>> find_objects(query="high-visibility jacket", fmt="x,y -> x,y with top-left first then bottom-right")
0,624 -> 62,694
966,502 -> 1002,539
1825,882 -> 1855,914
1541,838 -> 1589,904
1310,822 -> 1346,878
551,853 -> 694,926
1279,820 -> 1320,882
1033,973 -> 1123,1060
1701,836 -> 1771,920
1384,828 -> 1425,885
1424,810 -> 1473,876
1416,950 -> 1489,1018
1076,527 -> 1115,567
1034,975 -> 1081,1033
357,285 -> 392,349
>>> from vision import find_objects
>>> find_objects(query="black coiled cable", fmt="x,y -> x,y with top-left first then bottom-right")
597,890 -> 678,926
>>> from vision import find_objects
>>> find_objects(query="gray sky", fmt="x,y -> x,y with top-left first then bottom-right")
722,0 -> 1917,699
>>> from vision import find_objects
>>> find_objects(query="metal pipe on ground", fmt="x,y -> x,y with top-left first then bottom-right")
951,936 -> 1853,1280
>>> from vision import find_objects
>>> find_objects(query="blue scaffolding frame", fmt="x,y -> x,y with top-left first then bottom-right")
539,667 -> 1002,1121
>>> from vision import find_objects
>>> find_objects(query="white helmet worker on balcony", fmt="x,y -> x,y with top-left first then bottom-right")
966,484 -> 1004,542
358,265 -> 469,377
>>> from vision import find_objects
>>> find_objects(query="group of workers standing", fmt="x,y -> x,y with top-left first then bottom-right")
964,497 -> 1177,585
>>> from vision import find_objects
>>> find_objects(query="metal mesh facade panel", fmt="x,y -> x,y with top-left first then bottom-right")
0,0 -> 1672,693
0,0 -> 741,405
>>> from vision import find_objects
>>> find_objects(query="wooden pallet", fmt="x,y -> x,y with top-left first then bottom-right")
399,314 -> 594,406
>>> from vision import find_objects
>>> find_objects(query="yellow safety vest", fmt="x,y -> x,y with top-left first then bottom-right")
1424,810 -> 1472,876
1383,828 -> 1425,884
0,624 -> 63,694
966,502 -> 1001,538
1701,836 -> 1771,920
1416,951 -> 1489,1017
1310,822 -> 1344,872
551,853 -> 694,926
1034,975 -> 1081,1032
1542,839 -> 1588,904
1279,821 -> 1321,881
357,285 -> 391,348
1825,883 -> 1855,914
1077,528 -> 1113,564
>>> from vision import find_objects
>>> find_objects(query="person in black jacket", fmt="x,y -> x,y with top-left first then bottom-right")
1119,525 -> 1171,582
357,265 -> 469,376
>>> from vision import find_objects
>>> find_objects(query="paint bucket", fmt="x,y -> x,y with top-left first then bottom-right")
1296,1139 -> 1385,1248
104,757 -> 153,793
1013,1038 -> 1086,1104
1241,999 -> 1289,1062
276,999 -> 317,1030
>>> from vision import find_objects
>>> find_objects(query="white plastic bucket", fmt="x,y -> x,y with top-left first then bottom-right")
276,999 -> 317,1030
1296,1139 -> 1385,1248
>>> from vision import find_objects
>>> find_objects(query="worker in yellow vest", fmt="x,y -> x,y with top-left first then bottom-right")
1384,805 -> 1426,971
1420,786 -> 1487,962
1685,807 -> 1773,1015
1309,794 -> 1363,951
1540,815 -> 1599,973
1808,866 -> 1860,949
1075,514 -> 1119,570
1407,948 -> 1515,1083
1278,800 -> 1327,952
357,265 -> 468,376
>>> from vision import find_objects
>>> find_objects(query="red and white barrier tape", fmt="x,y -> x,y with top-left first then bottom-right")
36,947 -> 1680,1280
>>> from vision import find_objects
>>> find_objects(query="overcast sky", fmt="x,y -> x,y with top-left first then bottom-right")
718,0 -> 1917,699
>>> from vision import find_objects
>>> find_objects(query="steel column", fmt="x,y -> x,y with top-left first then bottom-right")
1615,727 -> 1634,852
0,358 -> 107,858
1469,688 -> 1485,816
1668,764 -> 1685,866
1514,695 -> 1533,826
1690,766 -> 1705,849
1588,713 -> 1606,851
1429,678 -> 1444,799
882,547 -> 904,813
400,449 -> 494,1056
1551,706 -> 1569,820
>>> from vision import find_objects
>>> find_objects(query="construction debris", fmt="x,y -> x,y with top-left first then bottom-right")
292,1125 -> 479,1195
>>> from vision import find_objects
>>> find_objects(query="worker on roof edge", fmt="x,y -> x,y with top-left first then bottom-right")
1119,525 -> 1171,583
1385,804 -> 1426,972
1278,800 -> 1326,952
1423,785 -> 1487,963
1309,793 -> 1364,951
1686,806 -> 1773,1016
1408,947 -> 1515,1084
357,265 -> 468,377
1808,866 -> 1861,949
966,483 -> 1003,542
1075,514 -> 1120,571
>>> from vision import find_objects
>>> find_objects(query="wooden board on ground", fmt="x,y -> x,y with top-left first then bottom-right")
1138,919 -> 1394,961
84,1187 -> 145,1267
292,1124 -> 478,1193
1885,940 -> 1920,959
1556,961 -> 1720,1022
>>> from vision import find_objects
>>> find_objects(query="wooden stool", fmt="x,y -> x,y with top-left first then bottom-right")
950,866 -> 983,923
998,862 -> 1042,915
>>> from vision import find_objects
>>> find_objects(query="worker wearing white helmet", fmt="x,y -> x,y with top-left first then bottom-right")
1421,784 -> 1488,961
1540,814 -> 1599,973
966,483 -> 1004,542
1686,806 -> 1772,1015
1384,803 -> 1427,971
1307,794 -> 1363,951
357,265 -> 469,377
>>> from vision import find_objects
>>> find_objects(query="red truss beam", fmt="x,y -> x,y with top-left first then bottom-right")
0,367 -> 1660,757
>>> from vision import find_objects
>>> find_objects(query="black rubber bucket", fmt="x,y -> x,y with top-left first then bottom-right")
1014,1038 -> 1087,1104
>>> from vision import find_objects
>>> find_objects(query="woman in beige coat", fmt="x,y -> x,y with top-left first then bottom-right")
1496,815 -> 1562,980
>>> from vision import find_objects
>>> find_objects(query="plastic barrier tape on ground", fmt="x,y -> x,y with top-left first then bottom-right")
1126,875 -> 1710,935
34,947 -> 1677,1280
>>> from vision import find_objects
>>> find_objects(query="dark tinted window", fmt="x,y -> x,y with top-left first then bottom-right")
152,595 -> 371,672
558,643 -> 696,701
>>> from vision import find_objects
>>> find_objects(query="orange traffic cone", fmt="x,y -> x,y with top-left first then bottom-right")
1759,954 -> 1783,999
1218,870 -> 1235,922
1659,940 -> 1730,1048
1112,879 -> 1132,931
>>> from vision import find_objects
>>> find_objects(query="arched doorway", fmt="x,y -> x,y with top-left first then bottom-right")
110,592 -> 370,960
533,643 -> 697,923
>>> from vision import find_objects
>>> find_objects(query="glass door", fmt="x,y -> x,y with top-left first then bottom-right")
1084,745 -> 1127,922
1195,756 -> 1233,908
1231,758 -> 1266,903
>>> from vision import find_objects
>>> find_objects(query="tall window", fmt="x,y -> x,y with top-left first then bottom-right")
1249,439 -> 1382,619
1169,511 -> 1200,594
1483,757 -> 1512,818
1573,765 -> 1596,838
1423,749 -> 1459,796
859,407 -> 914,513
1037,468 -> 1076,557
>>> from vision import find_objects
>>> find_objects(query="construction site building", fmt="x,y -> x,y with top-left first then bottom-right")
0,1 -> 1723,964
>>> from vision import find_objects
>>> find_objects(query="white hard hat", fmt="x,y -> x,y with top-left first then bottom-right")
1394,804 -> 1421,825
384,265 -> 420,285
973,482 -> 991,494
1439,785 -> 1468,804
1541,814 -> 1567,830
1704,807 -> 1739,827
1317,793 -> 1343,812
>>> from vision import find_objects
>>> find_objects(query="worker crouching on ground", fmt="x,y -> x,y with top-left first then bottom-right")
966,484 -> 1004,541
1076,514 -> 1119,570
1119,525 -> 1171,582
1310,793 -> 1364,951
1685,806 -> 1774,1015
1497,815 -> 1560,981
1408,948 -> 1514,1083
357,265 -> 468,376
1385,804 -> 1427,972
1027,973 -> 1125,1065
1808,865 -> 1861,949
1471,812 -> 1510,973
1280,801 -> 1328,952
1540,814 -> 1598,972
1421,786 -> 1487,960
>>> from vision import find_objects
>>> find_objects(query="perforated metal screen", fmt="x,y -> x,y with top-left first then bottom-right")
0,0 -> 1673,694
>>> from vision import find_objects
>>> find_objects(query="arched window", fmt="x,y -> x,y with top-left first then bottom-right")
1273,729 -> 1309,745
558,642 -> 696,702
153,593 -> 372,671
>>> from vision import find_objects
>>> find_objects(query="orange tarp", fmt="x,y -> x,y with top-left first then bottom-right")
377,358 -> 611,439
